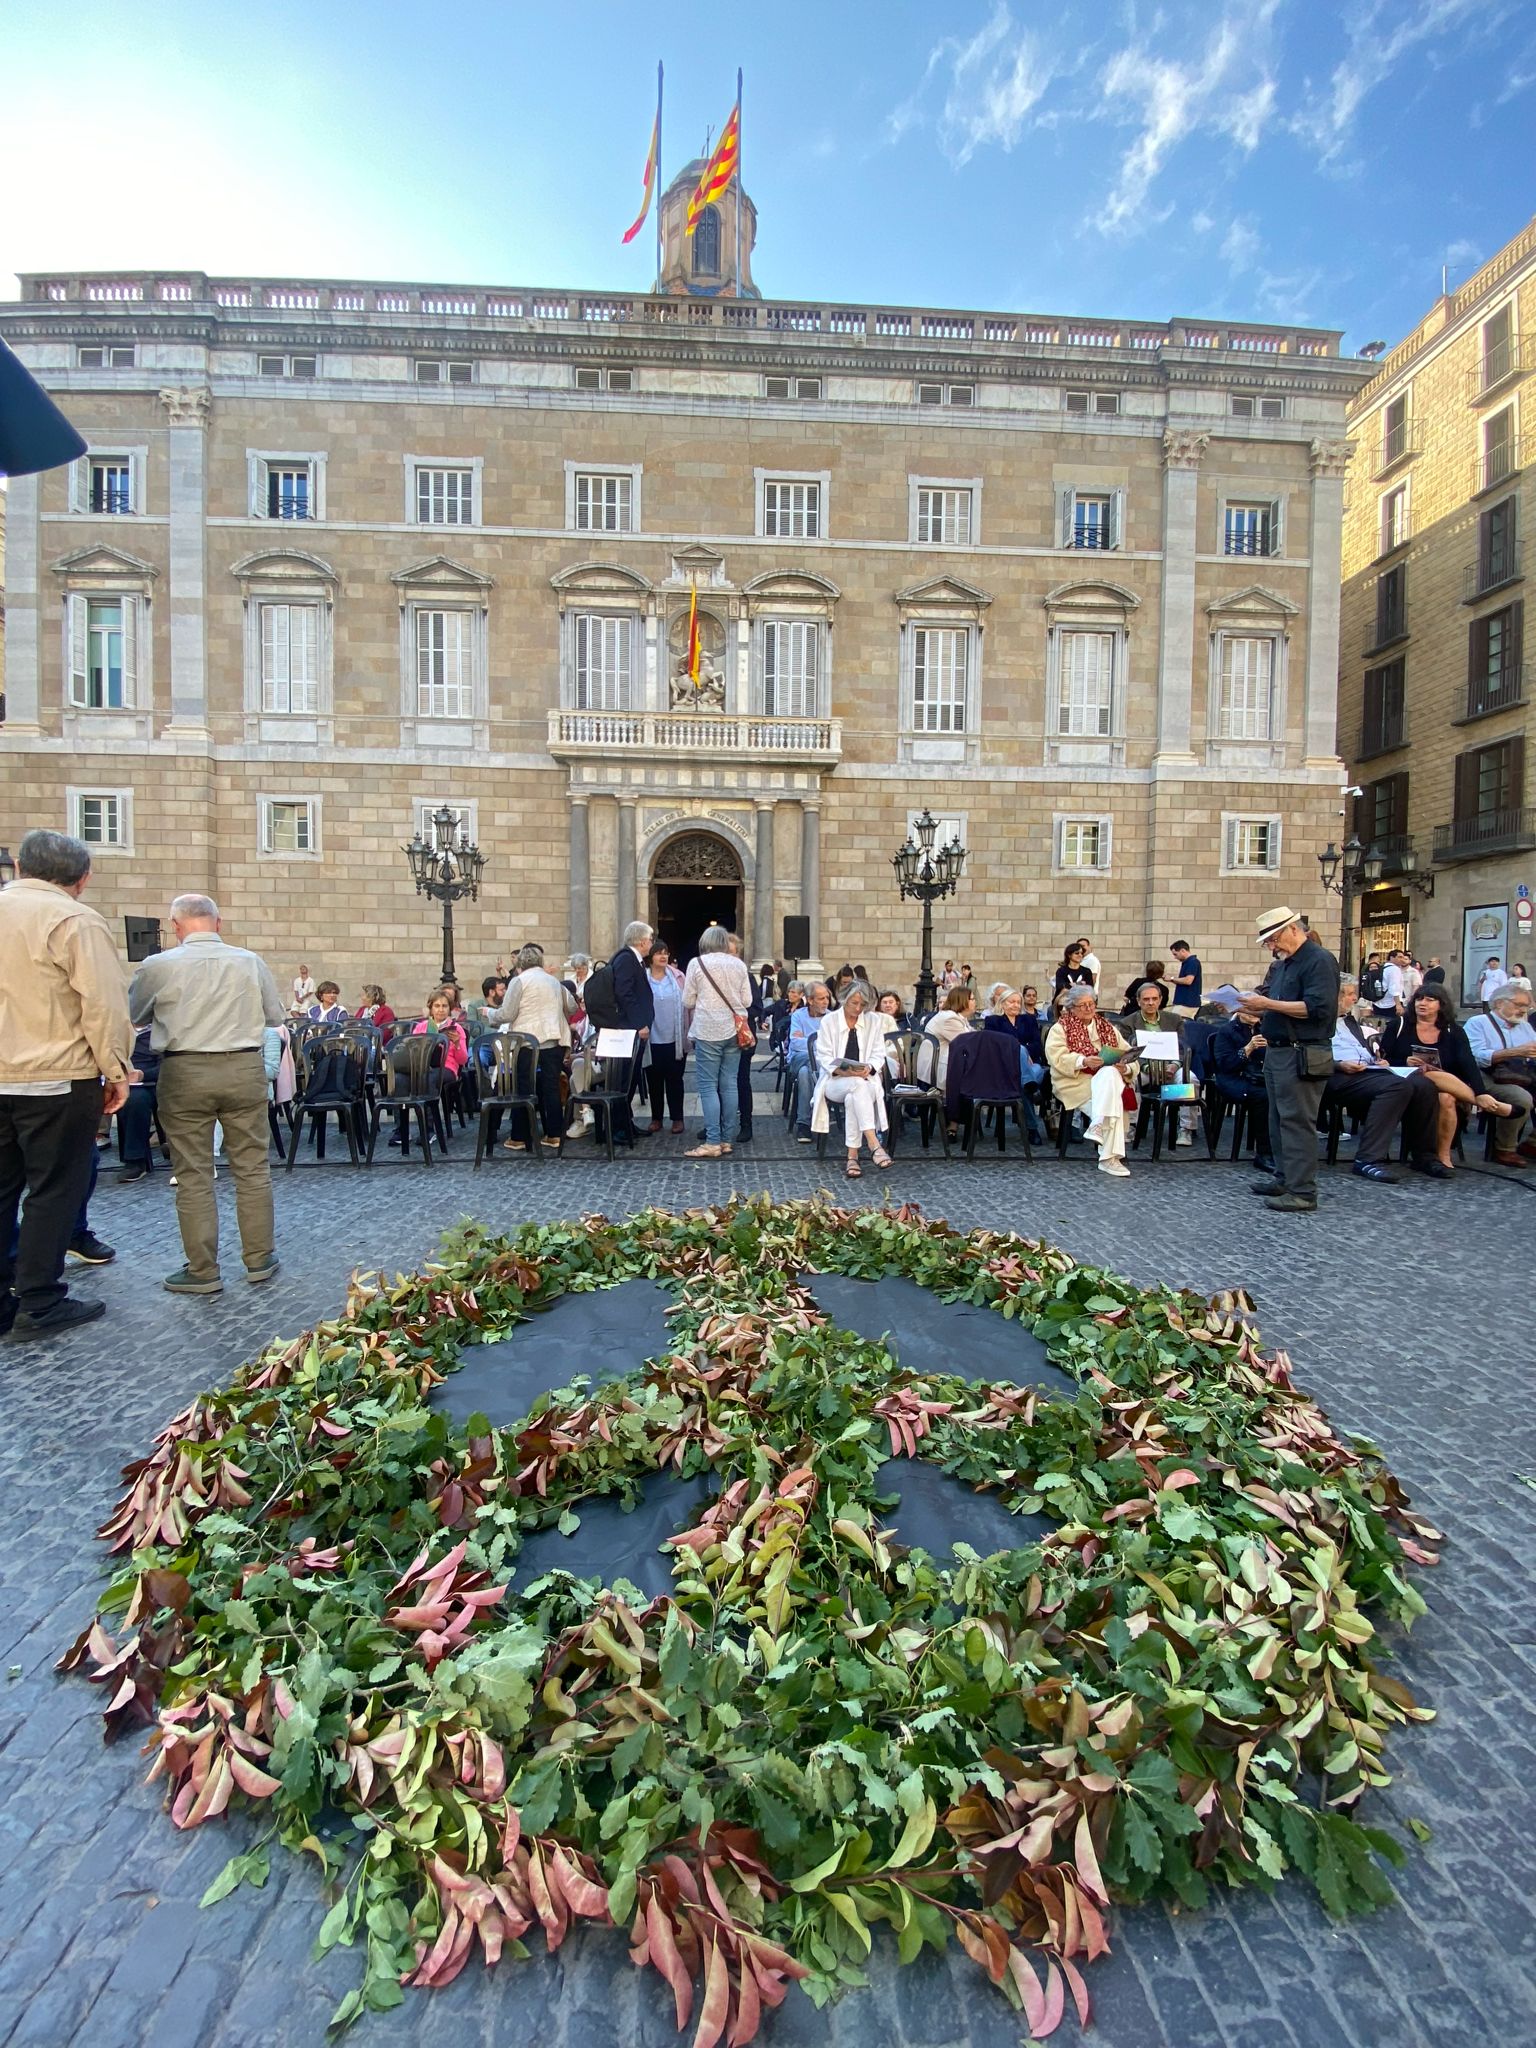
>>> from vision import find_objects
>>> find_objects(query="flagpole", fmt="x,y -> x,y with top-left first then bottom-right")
734,67 -> 743,296
654,60 -> 664,294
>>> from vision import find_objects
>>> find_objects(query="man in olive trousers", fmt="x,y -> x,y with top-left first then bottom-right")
1237,905 -> 1342,1214
129,894 -> 287,1294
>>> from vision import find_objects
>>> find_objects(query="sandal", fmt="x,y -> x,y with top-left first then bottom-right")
845,1161 -> 862,1178
685,1144 -> 724,1158
871,1148 -> 893,1170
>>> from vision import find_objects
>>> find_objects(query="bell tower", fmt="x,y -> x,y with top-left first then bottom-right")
655,157 -> 759,299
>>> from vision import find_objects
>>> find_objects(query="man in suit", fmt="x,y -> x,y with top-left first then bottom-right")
609,920 -> 655,1148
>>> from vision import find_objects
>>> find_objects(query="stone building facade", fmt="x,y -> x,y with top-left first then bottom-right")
1339,214 -> 1535,1003
0,182 -> 1372,998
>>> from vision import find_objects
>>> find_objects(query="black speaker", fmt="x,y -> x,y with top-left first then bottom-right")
124,916 -> 162,962
782,915 -> 811,959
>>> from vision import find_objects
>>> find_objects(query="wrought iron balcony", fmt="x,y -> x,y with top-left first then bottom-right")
1433,807 -> 1536,863
1473,434 -> 1531,495
547,707 -> 842,765
1467,334 -> 1536,401
1374,420 -> 1421,476
1363,599 -> 1409,655
1463,540 -> 1523,600
1461,662 -> 1528,722
1357,708 -> 1407,759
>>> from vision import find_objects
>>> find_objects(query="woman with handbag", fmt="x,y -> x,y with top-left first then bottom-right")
1045,984 -> 1140,1177
681,925 -> 755,1158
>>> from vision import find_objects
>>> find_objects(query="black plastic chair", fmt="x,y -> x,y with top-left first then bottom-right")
948,1031 -> 1034,1162
559,1050 -> 629,1161
474,1033 -> 545,1167
367,1035 -> 450,1165
882,1030 -> 951,1158
286,1036 -> 369,1169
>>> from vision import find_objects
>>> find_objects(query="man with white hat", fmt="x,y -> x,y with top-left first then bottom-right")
1236,905 -> 1341,1212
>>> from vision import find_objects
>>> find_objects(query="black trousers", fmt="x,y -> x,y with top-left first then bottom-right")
736,1042 -> 756,1137
1265,1046 -> 1328,1198
647,1044 -> 686,1124
0,1081 -> 105,1315
1324,1069 -> 1437,1164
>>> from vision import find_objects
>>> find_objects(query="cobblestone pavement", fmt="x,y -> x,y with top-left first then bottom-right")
2,1089 -> 1534,2047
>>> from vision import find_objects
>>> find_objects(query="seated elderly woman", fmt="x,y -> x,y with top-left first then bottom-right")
1045,984 -> 1139,1176
810,982 -> 893,1177
982,987 -> 1048,1142
921,984 -> 977,1091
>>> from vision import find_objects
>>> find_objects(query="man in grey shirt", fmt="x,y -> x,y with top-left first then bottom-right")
129,894 -> 286,1294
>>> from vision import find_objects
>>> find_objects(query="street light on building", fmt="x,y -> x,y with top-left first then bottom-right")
402,805 -> 486,986
1316,835 -> 1378,969
892,808 -> 966,1017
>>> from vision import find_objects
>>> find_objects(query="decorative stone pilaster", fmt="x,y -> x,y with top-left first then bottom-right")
568,797 -> 590,955
752,801 -> 775,960
1304,440 -> 1353,766
159,385 -> 213,734
800,801 -> 822,956
616,798 -> 638,938
1155,430 -> 1208,762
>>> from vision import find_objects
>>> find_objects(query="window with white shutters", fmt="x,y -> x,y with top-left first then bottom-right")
69,596 -> 136,710
1056,631 -> 1114,736
1055,816 -> 1112,871
260,798 -> 318,856
259,603 -> 321,714
265,463 -> 312,520
74,793 -> 124,845
915,487 -> 973,545
414,466 -> 475,525
1222,816 -> 1281,871
1216,635 -> 1275,739
911,627 -> 968,733
574,614 -> 633,711
1223,501 -> 1278,557
762,479 -> 821,538
414,610 -> 474,720
89,459 -> 133,515
760,619 -> 820,717
574,472 -> 633,532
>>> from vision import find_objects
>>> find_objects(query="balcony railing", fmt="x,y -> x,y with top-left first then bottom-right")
1358,710 -> 1407,759
1363,600 -> 1409,655
1463,662 -> 1528,722
1467,334 -> 1536,401
1374,421 -> 1420,475
1473,434 -> 1531,495
1433,807 -> 1536,864
547,708 -> 841,762
1368,833 -> 1417,877
1463,541 -> 1523,600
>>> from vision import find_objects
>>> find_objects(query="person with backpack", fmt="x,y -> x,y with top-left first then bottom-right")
1358,954 -> 1386,1006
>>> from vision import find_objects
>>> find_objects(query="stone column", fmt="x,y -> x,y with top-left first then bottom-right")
1155,429 -> 1207,763
159,386 -> 212,734
616,797 -> 638,939
752,800 -> 775,960
0,473 -> 41,733
568,796 -> 590,954
1304,440 -> 1352,766
800,800 -> 822,956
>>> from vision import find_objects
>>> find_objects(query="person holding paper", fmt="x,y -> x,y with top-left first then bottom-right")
1121,981 -> 1198,1147
1045,985 -> 1139,1177
809,984 -> 892,1177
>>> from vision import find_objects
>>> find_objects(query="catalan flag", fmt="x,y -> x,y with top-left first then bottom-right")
686,100 -> 740,233
686,584 -> 701,684
621,72 -> 662,246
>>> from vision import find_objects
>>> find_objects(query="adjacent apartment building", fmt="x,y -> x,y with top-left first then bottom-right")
1340,215 -> 1535,1004
0,172 -> 1373,993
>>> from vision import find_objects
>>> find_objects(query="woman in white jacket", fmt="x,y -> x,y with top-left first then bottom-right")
810,985 -> 892,1177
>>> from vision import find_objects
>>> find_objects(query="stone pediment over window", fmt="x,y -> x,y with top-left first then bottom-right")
51,544 -> 158,591
549,560 -> 652,601
1042,579 -> 1141,619
666,544 -> 728,588
231,548 -> 336,588
742,569 -> 841,610
391,555 -> 494,592
895,575 -> 992,615
1205,584 -> 1299,622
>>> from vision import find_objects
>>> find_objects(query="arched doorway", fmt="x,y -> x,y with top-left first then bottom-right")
649,830 -> 741,965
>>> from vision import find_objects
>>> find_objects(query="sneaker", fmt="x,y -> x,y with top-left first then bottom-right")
117,1163 -> 149,1184
8,1297 -> 106,1341
245,1256 -> 281,1285
796,1128 -> 814,1144
1265,1192 -> 1317,1212
1351,1160 -> 1399,1184
1097,1158 -> 1131,1177
163,1267 -> 224,1296
66,1232 -> 116,1266
1175,1129 -> 1194,1147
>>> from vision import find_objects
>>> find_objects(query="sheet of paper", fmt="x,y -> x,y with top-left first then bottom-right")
594,1028 -> 637,1059
1136,1030 -> 1182,1060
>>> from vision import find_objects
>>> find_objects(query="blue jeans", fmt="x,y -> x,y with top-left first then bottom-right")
693,1035 -> 740,1146
1018,1054 -> 1048,1139
789,1049 -> 815,1130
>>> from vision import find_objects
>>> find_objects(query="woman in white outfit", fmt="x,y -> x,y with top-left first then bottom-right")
1044,984 -> 1139,1177
810,985 -> 892,1178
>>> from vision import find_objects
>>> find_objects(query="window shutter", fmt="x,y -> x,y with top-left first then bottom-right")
1111,488 -> 1127,550
1223,816 -> 1238,868
68,595 -> 88,704
1268,498 -> 1282,556
1055,485 -> 1073,548
1052,817 -> 1064,867
1266,821 -> 1282,870
1453,750 -> 1475,823
1469,616 -> 1487,689
69,459 -> 87,515
1098,816 -> 1113,869
121,596 -> 138,709
1391,773 -> 1410,840
1509,734 -> 1527,809
1512,599 -> 1525,672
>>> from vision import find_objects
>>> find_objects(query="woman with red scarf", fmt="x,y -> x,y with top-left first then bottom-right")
1045,984 -> 1139,1176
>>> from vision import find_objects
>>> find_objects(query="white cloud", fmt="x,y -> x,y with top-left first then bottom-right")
885,4 -> 1056,165
1295,0 -> 1485,160
1221,217 -> 1262,271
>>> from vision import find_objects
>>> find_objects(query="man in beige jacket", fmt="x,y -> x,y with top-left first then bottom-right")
0,830 -> 134,1340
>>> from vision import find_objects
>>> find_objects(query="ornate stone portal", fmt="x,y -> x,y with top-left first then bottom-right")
652,830 -> 743,882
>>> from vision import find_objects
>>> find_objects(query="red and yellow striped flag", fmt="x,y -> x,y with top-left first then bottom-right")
686,585 -> 701,684
686,102 -> 740,233
621,106 -> 660,245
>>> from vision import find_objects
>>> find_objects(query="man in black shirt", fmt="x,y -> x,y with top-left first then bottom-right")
1236,905 -> 1341,1211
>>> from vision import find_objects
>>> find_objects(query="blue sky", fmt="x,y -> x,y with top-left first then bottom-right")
4,0 -> 1535,352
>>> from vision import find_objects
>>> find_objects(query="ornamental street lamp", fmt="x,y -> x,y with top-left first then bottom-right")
1316,835 -> 1374,971
402,805 -> 487,986
891,808 -> 966,1017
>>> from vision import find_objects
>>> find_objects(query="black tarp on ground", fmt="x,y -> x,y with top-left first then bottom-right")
431,1277 -> 677,1429
510,1472 -> 716,1601
804,1272 -> 1075,1397
873,1457 -> 1057,1559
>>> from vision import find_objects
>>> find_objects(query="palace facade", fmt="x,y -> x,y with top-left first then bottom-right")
0,174 -> 1372,992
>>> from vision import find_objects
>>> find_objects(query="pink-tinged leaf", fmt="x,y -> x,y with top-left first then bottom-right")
407,1903 -> 464,1987
1103,1498 -> 1155,1522
501,1807 -> 522,1865
1163,1469 -> 1200,1490
1039,1957 -> 1066,2035
727,1948 -> 762,2048
228,1750 -> 282,1799
1007,1947 -> 1048,2033
1059,1953 -> 1093,2028
547,1845 -> 608,1920
1074,1810 -> 1108,1905
693,1936 -> 730,2048
646,1895 -> 693,2029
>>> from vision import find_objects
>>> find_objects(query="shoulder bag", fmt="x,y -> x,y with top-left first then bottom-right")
696,958 -> 755,1049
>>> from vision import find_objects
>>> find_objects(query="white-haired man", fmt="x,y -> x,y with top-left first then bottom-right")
129,894 -> 286,1294
1237,905 -> 1341,1213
